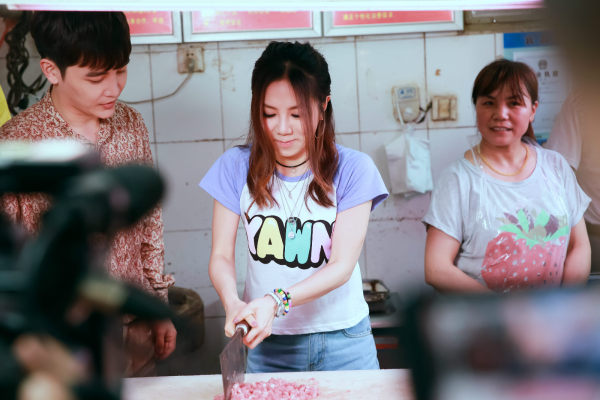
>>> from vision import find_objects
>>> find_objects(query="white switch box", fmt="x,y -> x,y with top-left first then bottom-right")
431,95 -> 457,121
392,85 -> 420,124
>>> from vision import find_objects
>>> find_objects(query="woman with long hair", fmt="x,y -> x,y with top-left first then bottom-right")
200,41 -> 388,372
423,59 -> 590,293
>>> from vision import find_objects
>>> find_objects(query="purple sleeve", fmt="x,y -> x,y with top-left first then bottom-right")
198,146 -> 249,215
335,146 -> 389,212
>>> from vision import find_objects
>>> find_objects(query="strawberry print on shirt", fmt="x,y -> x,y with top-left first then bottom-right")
481,208 -> 569,292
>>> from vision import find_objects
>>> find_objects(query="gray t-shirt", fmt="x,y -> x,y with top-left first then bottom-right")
423,145 -> 590,292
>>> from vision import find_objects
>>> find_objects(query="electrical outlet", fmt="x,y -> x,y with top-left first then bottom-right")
177,44 -> 205,74
431,95 -> 457,121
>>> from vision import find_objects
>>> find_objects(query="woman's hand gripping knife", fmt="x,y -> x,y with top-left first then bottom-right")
209,200 -> 279,349
232,294 -> 280,349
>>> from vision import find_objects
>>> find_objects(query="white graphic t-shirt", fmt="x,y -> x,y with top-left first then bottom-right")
200,144 -> 388,334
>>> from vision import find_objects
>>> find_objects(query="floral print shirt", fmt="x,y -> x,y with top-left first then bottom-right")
0,91 -> 174,300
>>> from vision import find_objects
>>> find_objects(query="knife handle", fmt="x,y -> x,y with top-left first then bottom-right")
235,322 -> 250,336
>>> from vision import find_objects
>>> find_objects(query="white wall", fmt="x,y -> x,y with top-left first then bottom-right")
0,27 -> 505,374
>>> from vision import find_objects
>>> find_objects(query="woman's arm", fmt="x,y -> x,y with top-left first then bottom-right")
562,217 -> 591,285
288,200 -> 372,306
424,226 -> 491,293
208,200 -> 248,337
238,200 -> 373,348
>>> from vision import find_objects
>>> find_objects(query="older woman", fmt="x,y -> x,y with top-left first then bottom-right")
423,59 -> 590,293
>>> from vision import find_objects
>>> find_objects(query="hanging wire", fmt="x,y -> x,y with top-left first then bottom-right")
416,101 -> 433,124
4,11 -> 46,116
121,72 -> 192,105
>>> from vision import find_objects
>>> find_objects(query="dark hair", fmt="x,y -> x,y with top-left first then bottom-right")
30,11 -> 131,76
472,59 -> 539,140
246,41 -> 338,209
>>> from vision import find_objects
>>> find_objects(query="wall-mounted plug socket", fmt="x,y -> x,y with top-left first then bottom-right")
177,44 -> 205,74
431,95 -> 457,121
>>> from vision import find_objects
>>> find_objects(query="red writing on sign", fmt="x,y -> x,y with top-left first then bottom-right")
192,11 -> 312,33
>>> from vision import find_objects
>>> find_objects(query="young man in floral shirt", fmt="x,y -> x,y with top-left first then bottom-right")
0,11 -> 176,376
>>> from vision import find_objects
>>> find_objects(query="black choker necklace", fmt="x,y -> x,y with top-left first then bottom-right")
276,159 -> 308,168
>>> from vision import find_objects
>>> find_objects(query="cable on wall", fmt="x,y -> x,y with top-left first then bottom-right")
4,11 -> 46,116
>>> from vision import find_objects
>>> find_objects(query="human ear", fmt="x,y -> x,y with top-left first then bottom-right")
323,96 -> 331,111
529,100 -> 539,122
318,96 -> 331,121
39,58 -> 61,85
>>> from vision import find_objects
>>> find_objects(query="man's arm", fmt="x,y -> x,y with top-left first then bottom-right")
139,206 -> 174,300
134,110 -> 177,359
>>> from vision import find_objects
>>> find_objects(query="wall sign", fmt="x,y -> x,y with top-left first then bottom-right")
124,11 -> 182,44
503,32 -> 567,143
126,11 -> 173,35
332,10 -> 454,26
183,11 -> 321,42
323,10 -> 463,36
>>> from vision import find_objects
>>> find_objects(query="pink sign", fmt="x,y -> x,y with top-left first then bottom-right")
332,11 -> 454,26
125,11 -> 173,35
192,11 -> 312,33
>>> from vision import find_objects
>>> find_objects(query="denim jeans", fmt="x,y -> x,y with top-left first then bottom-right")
246,315 -> 379,372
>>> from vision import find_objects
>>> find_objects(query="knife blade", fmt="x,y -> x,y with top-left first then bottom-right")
219,322 -> 249,400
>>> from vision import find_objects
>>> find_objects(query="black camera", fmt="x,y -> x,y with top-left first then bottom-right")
0,140 -> 172,400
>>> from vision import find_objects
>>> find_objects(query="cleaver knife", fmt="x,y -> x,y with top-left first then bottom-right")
219,322 -> 250,400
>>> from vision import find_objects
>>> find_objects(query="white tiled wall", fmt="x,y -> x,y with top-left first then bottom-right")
315,41 -> 361,134
365,219 -> 430,298
429,127 -> 479,183
218,45 -> 265,140
0,30 -> 504,374
152,44 -> 223,143
120,49 -> 155,137
425,33 -> 496,129
356,36 -> 426,133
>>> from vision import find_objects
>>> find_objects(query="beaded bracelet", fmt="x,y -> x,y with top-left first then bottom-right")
274,288 -> 292,316
266,292 -> 284,317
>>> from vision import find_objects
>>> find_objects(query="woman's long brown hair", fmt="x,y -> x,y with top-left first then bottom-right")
471,59 -> 539,141
246,41 -> 338,210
